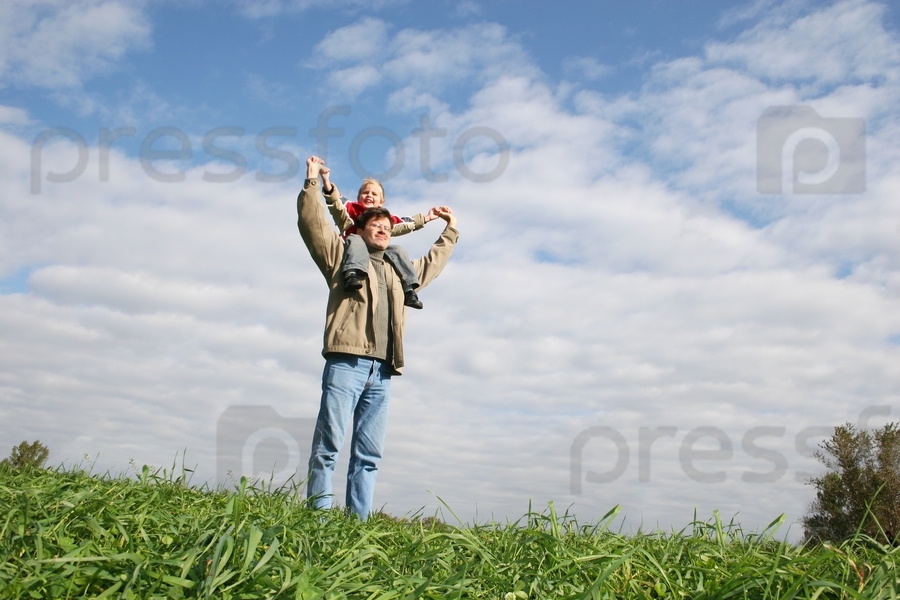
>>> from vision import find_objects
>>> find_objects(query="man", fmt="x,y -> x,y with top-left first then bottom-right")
297,156 -> 459,519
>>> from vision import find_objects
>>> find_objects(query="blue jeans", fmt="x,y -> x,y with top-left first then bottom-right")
306,354 -> 392,519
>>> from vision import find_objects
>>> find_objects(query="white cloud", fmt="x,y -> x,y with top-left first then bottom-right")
453,1 -> 481,18
707,0 -> 900,88
311,16 -> 390,63
233,0 -> 409,19
387,24 -> 529,83
563,56 -> 611,81
0,104 -> 30,125
0,0 -> 152,89
328,64 -> 383,98
310,19 -> 539,99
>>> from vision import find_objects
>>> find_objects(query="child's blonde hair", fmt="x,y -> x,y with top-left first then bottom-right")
357,178 -> 385,199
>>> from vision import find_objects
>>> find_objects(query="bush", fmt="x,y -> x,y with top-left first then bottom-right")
802,422 -> 900,544
1,440 -> 50,470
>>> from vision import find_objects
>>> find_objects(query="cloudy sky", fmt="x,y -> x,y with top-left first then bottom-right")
2,0 -> 899,540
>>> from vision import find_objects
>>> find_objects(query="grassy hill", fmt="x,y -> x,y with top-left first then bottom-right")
1,465 -> 897,599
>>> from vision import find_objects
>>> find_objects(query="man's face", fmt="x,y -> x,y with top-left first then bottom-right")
357,183 -> 384,208
358,216 -> 391,250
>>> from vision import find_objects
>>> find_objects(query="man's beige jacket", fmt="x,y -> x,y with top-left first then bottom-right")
297,178 -> 459,374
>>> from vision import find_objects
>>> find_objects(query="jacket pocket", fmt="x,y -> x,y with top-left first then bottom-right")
335,298 -> 359,335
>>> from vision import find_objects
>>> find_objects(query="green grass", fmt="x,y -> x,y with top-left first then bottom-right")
1,464 -> 898,599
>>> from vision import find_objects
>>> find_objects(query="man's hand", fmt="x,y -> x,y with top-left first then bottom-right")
435,206 -> 457,228
426,205 -> 452,223
306,156 -> 326,180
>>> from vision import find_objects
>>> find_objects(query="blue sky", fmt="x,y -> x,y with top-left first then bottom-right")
2,0 -> 900,541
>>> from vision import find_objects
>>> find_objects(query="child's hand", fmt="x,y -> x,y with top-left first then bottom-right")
321,166 -> 334,193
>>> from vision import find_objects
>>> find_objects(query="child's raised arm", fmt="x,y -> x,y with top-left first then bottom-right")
390,205 -> 444,236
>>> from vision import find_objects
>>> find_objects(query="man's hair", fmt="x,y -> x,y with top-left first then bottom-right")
355,207 -> 393,231
357,178 -> 385,199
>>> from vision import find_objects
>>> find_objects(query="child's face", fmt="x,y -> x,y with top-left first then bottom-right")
357,183 -> 384,208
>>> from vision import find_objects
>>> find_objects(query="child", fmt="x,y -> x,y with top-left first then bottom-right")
320,167 -> 443,309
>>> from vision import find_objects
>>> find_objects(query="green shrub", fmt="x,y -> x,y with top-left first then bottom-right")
802,422 -> 900,544
0,440 -> 49,470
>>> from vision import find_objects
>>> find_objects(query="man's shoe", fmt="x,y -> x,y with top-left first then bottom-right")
344,272 -> 363,292
404,290 -> 423,309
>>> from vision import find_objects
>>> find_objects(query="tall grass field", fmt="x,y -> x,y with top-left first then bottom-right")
1,464 -> 898,599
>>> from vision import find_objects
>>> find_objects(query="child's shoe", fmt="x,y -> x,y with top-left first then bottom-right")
344,270 -> 364,292
404,289 -> 423,309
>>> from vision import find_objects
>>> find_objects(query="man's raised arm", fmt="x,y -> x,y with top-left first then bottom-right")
413,206 -> 459,290
297,156 -> 343,278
